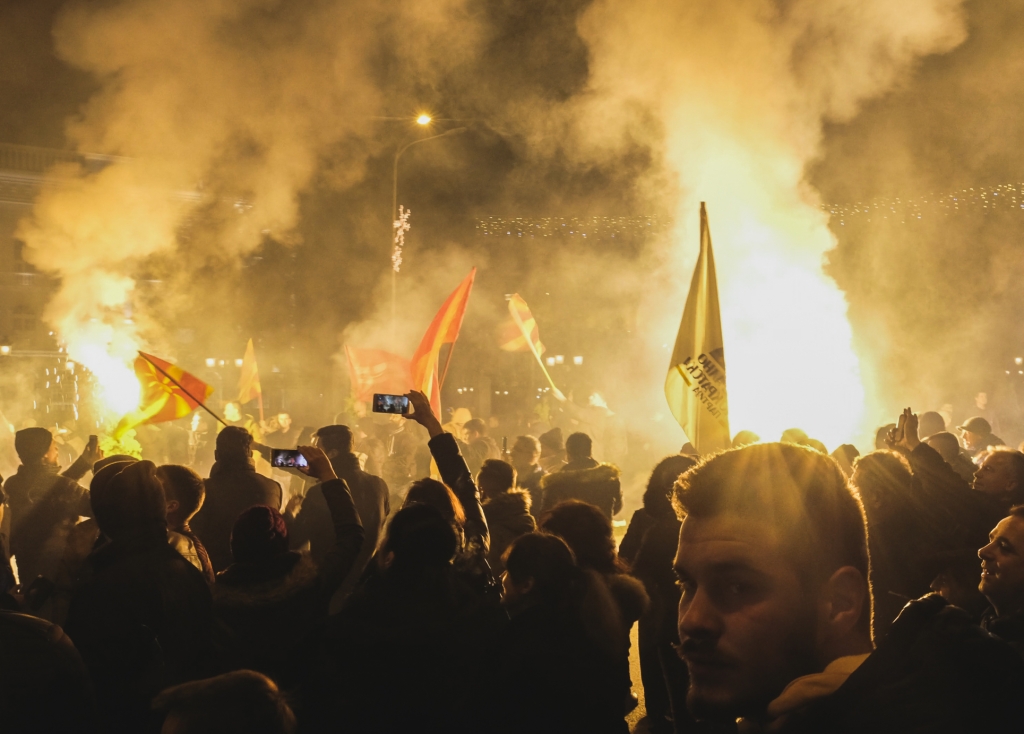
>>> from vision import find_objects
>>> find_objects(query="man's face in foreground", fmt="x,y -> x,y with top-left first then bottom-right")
675,514 -> 820,720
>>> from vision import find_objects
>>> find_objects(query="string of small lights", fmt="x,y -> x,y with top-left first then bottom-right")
476,216 -> 661,239
826,183 -> 1024,226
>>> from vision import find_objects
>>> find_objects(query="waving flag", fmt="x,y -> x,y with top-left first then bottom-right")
345,346 -> 412,402
114,353 -> 214,439
499,294 -> 545,354
237,338 -> 263,421
665,203 -> 730,454
411,268 -> 476,414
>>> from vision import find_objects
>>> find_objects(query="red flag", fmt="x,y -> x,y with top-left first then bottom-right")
345,346 -> 412,402
411,268 -> 476,414
113,353 -> 214,438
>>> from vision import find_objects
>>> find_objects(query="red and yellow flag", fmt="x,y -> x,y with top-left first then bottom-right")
411,268 -> 476,415
237,338 -> 263,421
345,346 -> 412,402
499,293 -> 545,355
113,353 -> 214,439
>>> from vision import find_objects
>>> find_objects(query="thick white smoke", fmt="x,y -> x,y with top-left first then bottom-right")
15,0 -> 479,422
565,0 -> 968,447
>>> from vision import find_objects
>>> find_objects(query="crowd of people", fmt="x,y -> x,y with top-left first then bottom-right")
1,391 -> 1024,732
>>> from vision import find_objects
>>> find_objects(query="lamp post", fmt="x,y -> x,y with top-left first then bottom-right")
390,124 -> 467,338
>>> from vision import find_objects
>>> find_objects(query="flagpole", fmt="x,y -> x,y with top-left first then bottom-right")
139,352 -> 229,428
438,341 -> 457,389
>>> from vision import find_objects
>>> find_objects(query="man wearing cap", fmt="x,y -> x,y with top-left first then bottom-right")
958,416 -> 1005,456
2,427 -> 102,585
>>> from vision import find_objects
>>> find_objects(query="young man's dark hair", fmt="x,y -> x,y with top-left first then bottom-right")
314,425 -> 353,455
463,418 -> 487,438
672,442 -> 872,722
215,426 -> 253,461
153,669 -> 296,734
565,432 -> 593,460
159,464 -> 206,525
478,458 -> 515,496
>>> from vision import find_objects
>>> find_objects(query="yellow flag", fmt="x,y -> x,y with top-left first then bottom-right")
665,202 -> 730,453
238,338 -> 264,422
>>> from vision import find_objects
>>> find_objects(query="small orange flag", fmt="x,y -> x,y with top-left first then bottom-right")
411,268 -> 476,415
113,353 -> 214,439
238,338 -> 262,406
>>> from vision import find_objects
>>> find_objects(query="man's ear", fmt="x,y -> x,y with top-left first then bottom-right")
166,499 -> 180,514
819,566 -> 869,641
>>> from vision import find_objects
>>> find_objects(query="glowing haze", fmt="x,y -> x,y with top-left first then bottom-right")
15,0 -> 475,424
569,0 -> 968,447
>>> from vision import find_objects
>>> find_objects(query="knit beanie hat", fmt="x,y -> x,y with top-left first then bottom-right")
538,427 -> 563,452
14,427 -> 53,464
231,506 -> 289,564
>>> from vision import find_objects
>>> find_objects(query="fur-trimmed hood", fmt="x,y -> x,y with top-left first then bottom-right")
485,488 -> 532,516
214,551 -> 318,609
540,463 -> 620,492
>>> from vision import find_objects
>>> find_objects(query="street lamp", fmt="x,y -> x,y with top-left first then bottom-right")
0,336 -> 10,356
416,114 -> 432,125
390,126 -> 467,336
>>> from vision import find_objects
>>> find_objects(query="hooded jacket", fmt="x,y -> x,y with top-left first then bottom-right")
64,531 -> 214,734
212,477 -> 363,683
541,463 -> 623,519
191,459 -> 283,572
483,490 -> 536,573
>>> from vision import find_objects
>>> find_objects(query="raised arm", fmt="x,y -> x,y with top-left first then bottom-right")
297,446 -> 364,598
404,391 -> 489,553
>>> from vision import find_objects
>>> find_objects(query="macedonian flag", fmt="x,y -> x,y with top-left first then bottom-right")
499,294 -> 545,355
113,352 -> 214,439
411,268 -> 476,415
665,203 -> 730,454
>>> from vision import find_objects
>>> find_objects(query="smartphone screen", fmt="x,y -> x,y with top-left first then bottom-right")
372,393 -> 410,414
270,449 -> 308,469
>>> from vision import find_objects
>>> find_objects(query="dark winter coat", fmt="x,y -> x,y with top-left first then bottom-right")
191,459 -> 283,572
213,478 -> 362,682
476,600 -> 628,734
516,464 -> 546,516
483,489 -> 536,573
541,463 -> 623,519
430,432 -> 493,590
286,453 -> 387,601
774,594 -> 1024,733
64,531 -> 214,734
4,462 -> 91,584
618,508 -> 657,565
306,564 -> 506,733
981,606 -> 1024,659
0,611 -> 98,734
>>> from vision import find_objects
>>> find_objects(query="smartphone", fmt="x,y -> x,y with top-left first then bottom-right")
270,448 -> 308,469
373,393 -> 410,415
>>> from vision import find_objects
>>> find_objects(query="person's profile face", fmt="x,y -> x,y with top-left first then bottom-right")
674,513 -> 819,721
510,445 -> 538,467
42,439 -> 60,466
979,516 -> 1024,610
973,453 -> 1016,497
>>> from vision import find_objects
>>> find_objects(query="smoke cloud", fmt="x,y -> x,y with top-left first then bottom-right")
15,0 -> 480,419
544,0 -> 969,447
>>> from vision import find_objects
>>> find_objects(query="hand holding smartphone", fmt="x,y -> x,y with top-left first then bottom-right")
373,393 -> 410,414
270,449 -> 308,469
